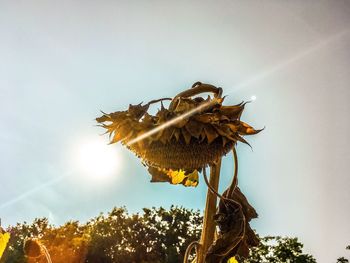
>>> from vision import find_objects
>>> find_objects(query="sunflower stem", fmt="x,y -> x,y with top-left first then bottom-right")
197,159 -> 222,263
41,244 -> 52,263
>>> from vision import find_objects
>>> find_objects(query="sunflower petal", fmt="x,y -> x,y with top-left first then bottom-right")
219,104 -> 245,120
160,127 -> 173,144
239,121 -> 262,135
110,131 -> 123,144
172,128 -> 181,141
204,125 -> 219,144
169,169 -> 186,184
185,120 -> 203,138
181,128 -> 192,144
236,135 -> 252,148
226,123 -> 239,133
213,124 -> 235,140
184,170 -> 199,187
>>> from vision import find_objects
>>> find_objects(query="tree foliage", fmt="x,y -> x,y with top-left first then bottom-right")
0,206 -> 323,263
0,206 -> 201,263
85,206 -> 201,263
1,218 -> 88,263
243,236 -> 316,263
336,245 -> 350,263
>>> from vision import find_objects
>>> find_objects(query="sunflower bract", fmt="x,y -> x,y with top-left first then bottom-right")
96,82 -> 262,186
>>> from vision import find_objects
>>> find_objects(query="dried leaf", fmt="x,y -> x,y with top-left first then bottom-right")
148,167 -> 171,183
194,113 -> 213,123
110,131 -> 123,144
185,120 -> 203,138
172,97 -> 197,112
171,128 -> 181,141
159,127 -> 173,144
206,186 -> 259,262
172,117 -> 189,128
156,108 -> 171,124
96,110 -> 127,123
152,127 -> 164,142
118,124 -> 134,141
222,137 -> 228,147
235,135 -> 252,148
204,125 -> 219,144
226,123 -> 239,133
194,113 -> 229,123
238,121 -> 260,135
128,103 -> 149,120
219,104 -> 245,120
136,131 -> 148,148
213,124 -> 236,141
142,112 -> 157,124
181,128 -> 192,145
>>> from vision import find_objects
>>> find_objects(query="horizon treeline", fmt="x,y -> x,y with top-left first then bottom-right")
1,206 -> 347,262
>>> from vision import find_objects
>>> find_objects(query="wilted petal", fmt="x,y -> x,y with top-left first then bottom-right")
181,128 -> 192,145
185,120 -> 203,138
204,125 -> 219,144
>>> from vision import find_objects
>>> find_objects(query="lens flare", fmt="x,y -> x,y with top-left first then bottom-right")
74,137 -> 122,180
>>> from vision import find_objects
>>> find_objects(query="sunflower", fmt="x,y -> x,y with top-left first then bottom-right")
0,229 -> 10,260
96,82 -> 261,187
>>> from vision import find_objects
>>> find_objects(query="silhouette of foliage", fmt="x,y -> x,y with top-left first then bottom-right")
1,218 -> 88,263
0,206 -> 201,263
336,245 -> 350,263
243,235 -> 316,263
0,207 -> 323,263
85,206 -> 201,263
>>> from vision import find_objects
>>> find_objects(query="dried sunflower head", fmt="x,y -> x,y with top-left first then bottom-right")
23,239 -> 42,258
96,82 -> 262,186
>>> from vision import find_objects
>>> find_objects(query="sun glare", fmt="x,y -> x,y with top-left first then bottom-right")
74,137 -> 122,180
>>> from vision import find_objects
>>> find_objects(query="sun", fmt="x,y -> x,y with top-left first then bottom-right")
74,136 -> 122,180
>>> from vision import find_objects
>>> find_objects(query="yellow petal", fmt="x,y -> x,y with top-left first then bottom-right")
227,257 -> 238,263
0,232 -> 10,259
184,170 -> 199,187
168,169 -> 186,184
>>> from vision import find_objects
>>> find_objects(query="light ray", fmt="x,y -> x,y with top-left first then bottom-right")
126,30 -> 350,151
126,99 -> 217,146
0,173 -> 70,210
228,29 -> 350,93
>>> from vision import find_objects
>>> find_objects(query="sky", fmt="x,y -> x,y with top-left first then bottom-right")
1,0 -> 350,261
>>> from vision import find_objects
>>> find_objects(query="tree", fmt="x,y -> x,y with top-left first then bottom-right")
0,218 -> 89,263
85,206 -> 202,263
1,206 -> 202,263
337,245 -> 350,263
243,236 -> 316,263
0,206 -> 322,263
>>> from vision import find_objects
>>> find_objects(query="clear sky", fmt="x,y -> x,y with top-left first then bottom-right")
1,1 -> 350,262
